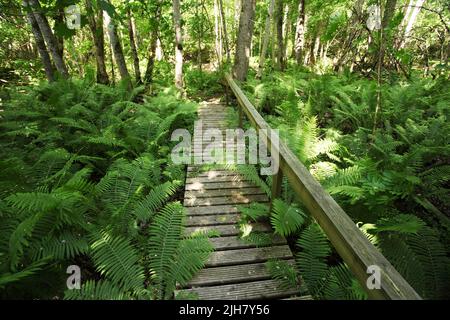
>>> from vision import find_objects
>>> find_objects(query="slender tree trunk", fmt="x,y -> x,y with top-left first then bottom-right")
400,0 -> 425,48
233,0 -> 257,81
256,0 -> 275,79
214,0 -> 223,65
294,0 -> 306,65
144,2 -> 161,84
283,4 -> 290,58
275,0 -> 285,70
86,0 -> 109,84
27,0 -> 69,78
109,41 -> 115,85
23,0 -> 55,82
218,0 -> 230,61
52,8 -> 64,59
127,9 -> 141,83
173,0 -> 183,89
103,4 -> 131,84
373,0 -> 398,133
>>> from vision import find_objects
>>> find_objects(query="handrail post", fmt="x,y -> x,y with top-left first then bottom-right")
270,169 -> 283,212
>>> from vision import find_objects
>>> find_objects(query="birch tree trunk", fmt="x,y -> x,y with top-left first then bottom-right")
233,0 -> 257,81
23,0 -> 55,82
86,0 -> 109,84
173,0 -> 183,89
103,5 -> 130,83
27,0 -> 69,78
294,0 -> 306,65
256,0 -> 275,79
127,9 -> 141,83
400,0 -> 426,48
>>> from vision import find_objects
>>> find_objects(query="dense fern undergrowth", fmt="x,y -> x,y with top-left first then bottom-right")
0,77 -> 215,299
223,68 -> 450,300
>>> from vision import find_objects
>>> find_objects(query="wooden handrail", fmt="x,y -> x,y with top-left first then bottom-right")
224,73 -> 421,300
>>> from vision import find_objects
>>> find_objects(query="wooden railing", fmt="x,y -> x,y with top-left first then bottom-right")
224,73 -> 421,300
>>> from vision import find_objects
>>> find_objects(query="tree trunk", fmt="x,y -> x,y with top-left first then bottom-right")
275,0 -> 285,70
233,0 -> 257,81
144,2 -> 161,84
214,0 -> 223,65
103,4 -> 131,84
294,0 -> 306,65
400,0 -> 425,48
173,0 -> 183,89
127,9 -> 141,83
86,0 -> 109,84
23,0 -> 55,82
53,8 -> 64,58
218,0 -> 230,61
283,3 -> 290,58
256,0 -> 275,79
27,0 -> 69,78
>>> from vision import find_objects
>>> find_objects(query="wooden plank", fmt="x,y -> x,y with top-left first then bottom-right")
205,245 -> 292,267
184,194 -> 269,206
225,73 -> 421,300
186,175 -> 250,184
186,205 -> 241,215
184,223 -> 271,237
185,187 -> 265,199
187,260 -> 295,287
209,235 -> 286,250
185,181 -> 256,191
186,214 -> 240,227
177,279 -> 303,300
186,170 -> 239,178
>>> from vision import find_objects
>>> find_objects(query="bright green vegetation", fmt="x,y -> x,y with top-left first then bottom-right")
0,78 -> 215,299
233,69 -> 450,299
0,0 -> 449,300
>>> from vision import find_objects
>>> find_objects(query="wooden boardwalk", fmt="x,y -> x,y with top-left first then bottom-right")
177,102 -> 308,300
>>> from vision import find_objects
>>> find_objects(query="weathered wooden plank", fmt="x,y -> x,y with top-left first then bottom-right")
186,170 -> 240,178
184,223 -> 271,237
186,204 -> 241,215
205,245 -> 292,267
185,181 -> 256,191
209,235 -> 286,250
225,73 -> 421,300
177,279 -> 303,300
185,214 -> 240,227
184,194 -> 269,207
185,187 -> 264,199
186,175 -> 250,184
187,260 -> 295,287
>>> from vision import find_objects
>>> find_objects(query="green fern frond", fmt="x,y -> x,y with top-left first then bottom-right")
238,203 -> 270,222
64,280 -> 128,300
90,231 -> 145,293
271,199 -> 305,237
134,181 -> 181,222
148,202 -> 184,299
296,223 -> 330,297
266,259 -> 300,291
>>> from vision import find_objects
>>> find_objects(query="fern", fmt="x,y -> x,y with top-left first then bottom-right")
270,199 -> 305,237
266,259 -> 300,291
64,280 -> 128,300
90,231 -> 145,294
148,202 -> 184,299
